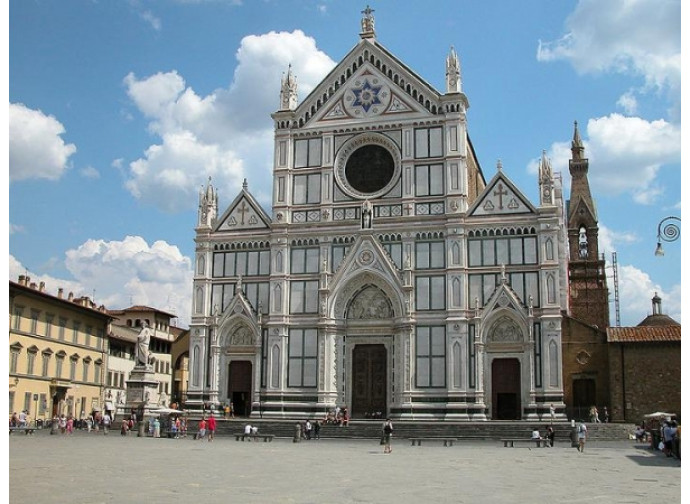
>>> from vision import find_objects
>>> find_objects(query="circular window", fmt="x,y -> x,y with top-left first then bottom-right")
345,145 -> 394,193
334,133 -> 401,199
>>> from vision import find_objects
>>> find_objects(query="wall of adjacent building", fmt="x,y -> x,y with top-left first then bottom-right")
608,342 -> 681,423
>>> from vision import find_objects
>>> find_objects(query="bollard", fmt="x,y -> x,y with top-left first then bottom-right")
138,420 -> 146,438
293,422 -> 302,443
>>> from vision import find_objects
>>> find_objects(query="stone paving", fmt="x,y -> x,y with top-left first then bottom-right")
9,430 -> 681,504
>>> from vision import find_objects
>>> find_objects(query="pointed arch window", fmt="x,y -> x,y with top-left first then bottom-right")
578,226 -> 588,258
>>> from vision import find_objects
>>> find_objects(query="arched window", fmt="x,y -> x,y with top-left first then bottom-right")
192,346 -> 200,387
195,287 -> 204,314
578,226 -> 588,259
452,341 -> 462,388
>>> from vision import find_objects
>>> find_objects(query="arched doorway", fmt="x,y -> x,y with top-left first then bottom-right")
227,361 -> 252,417
351,344 -> 387,418
492,358 -> 521,420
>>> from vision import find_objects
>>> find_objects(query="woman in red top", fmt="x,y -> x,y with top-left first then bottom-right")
198,418 -> 207,440
207,415 -> 216,442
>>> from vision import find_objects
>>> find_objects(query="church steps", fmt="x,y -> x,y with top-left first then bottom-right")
189,418 -> 635,441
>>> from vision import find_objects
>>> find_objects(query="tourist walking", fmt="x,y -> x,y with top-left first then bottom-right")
546,426 -> 555,447
382,418 -> 393,454
198,418 -> 207,440
577,422 -> 587,452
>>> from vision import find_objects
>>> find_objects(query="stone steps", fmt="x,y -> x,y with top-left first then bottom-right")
188,418 -> 635,441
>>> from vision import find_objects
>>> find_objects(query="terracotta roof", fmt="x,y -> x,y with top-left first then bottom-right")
107,305 -> 176,318
607,325 -> 681,343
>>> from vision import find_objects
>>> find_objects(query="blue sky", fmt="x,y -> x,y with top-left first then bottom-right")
8,0 -> 683,328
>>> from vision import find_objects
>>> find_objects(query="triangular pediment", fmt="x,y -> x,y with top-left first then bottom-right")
468,171 -> 536,217
215,187 -> 271,232
567,196 -> 597,225
294,38 -> 445,129
328,233 -> 405,319
217,289 -> 260,337
483,279 -> 528,315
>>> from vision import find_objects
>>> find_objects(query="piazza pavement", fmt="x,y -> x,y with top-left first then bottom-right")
8,429 -> 681,504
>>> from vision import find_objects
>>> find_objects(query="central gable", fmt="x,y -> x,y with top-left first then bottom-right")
294,39 -> 444,130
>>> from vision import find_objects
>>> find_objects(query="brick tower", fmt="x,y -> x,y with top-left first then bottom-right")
566,121 -> 610,330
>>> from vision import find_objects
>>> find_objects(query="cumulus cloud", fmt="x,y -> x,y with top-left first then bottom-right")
9,236 -> 194,327
540,114 -> 679,204
617,264 -> 681,326
537,0 -> 680,97
122,30 -> 335,213
597,224 -> 638,255
9,103 -> 77,182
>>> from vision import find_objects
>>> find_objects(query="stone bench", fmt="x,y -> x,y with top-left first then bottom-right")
409,437 -> 457,447
234,433 -> 274,442
9,426 -> 35,435
501,438 -> 548,448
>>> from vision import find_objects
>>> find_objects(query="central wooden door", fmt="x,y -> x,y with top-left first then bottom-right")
492,358 -> 521,420
351,344 -> 387,418
228,361 -> 252,417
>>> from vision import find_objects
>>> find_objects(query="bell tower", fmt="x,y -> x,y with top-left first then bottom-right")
566,121 -> 610,329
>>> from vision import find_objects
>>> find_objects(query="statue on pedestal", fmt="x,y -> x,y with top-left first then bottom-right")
136,323 -> 154,367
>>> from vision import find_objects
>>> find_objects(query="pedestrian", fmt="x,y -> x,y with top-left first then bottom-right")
102,412 -> 111,435
66,416 -> 74,435
602,407 -> 609,423
153,417 -> 161,438
305,419 -> 312,440
577,422 -> 587,452
546,426 -> 555,447
121,418 -> 129,436
313,420 -> 320,440
198,417 -> 207,440
207,414 -> 216,442
382,418 -> 393,454
549,403 -> 555,423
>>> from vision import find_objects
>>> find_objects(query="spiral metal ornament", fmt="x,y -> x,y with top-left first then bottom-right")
658,216 -> 681,243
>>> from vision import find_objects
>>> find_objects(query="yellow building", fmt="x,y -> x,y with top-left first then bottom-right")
9,276 -> 112,425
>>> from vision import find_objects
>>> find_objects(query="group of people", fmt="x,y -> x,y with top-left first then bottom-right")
323,406 -> 350,426
300,419 -> 321,440
9,410 -> 30,428
589,405 -> 609,423
196,415 -> 217,441
530,426 -> 556,447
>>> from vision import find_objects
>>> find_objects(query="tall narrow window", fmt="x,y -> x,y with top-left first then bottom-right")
26,349 -> 37,375
288,329 -> 318,387
416,326 -> 446,388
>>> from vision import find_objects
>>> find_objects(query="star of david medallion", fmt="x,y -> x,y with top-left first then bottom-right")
345,77 -> 390,117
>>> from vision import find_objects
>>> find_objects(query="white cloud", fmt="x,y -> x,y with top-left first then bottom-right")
80,166 -> 100,179
617,264 -> 681,326
140,10 -> 162,31
10,224 -> 25,235
537,0 -> 680,98
542,114 -> 680,204
616,91 -> 638,115
9,103 -> 77,182
597,224 -> 638,255
9,236 -> 194,327
123,30 -> 335,213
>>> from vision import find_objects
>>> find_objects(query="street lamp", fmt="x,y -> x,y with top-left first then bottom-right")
655,216 -> 681,256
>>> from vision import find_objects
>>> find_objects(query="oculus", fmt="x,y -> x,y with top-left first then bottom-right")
334,133 -> 401,199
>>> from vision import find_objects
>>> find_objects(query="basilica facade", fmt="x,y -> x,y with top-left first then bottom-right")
186,10 -> 568,421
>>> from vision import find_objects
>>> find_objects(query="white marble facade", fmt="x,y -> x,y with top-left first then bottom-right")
186,11 -> 567,421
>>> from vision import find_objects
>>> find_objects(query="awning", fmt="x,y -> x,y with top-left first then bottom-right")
104,401 -> 115,411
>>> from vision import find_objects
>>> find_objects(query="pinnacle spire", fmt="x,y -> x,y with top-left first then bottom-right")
571,120 -> 585,160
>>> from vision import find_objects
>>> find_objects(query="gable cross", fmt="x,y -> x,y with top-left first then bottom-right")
493,183 -> 508,210
237,201 -> 249,225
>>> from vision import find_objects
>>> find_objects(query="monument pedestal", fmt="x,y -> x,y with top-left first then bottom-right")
125,365 -> 160,424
